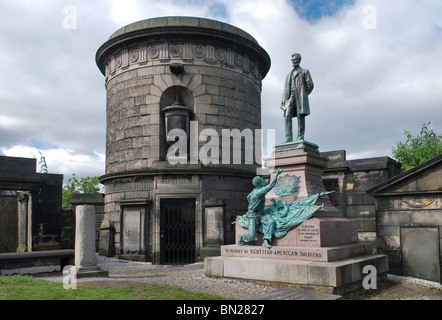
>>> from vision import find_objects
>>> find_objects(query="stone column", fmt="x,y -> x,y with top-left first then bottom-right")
74,205 -> 108,278
17,193 -> 30,252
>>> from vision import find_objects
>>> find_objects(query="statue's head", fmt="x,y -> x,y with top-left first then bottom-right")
291,53 -> 301,67
252,176 -> 266,188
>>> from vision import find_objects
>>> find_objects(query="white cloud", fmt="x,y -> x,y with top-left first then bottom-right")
107,0 -> 144,25
1,145 -> 105,182
248,0 -> 442,156
0,0 -> 441,180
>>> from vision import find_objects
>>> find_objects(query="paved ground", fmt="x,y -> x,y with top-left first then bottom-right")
347,274 -> 442,300
32,255 -> 442,300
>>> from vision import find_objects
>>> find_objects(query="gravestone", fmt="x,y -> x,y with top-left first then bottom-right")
99,218 -> 114,257
401,227 -> 440,282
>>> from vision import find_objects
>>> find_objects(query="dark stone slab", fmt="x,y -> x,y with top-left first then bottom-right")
251,288 -> 341,300
401,227 -> 441,283
0,156 -> 36,177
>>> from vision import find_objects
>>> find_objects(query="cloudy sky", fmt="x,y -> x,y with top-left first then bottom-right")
0,0 -> 441,183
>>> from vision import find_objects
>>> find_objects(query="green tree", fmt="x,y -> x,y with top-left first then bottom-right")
392,123 -> 442,173
62,174 -> 103,207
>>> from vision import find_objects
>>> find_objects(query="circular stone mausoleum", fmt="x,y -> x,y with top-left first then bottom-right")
96,16 -> 271,264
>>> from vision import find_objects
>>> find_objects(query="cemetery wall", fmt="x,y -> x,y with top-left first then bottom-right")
322,150 -> 401,242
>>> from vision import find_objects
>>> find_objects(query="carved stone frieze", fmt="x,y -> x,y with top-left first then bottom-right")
215,48 -> 226,62
400,195 -> 437,209
104,41 -> 262,83
377,194 -> 441,211
149,46 -> 159,59
129,50 -> 139,63
193,45 -> 206,59
379,198 -> 394,210
169,44 -> 182,58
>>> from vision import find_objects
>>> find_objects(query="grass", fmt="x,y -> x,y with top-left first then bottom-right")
0,275 -> 226,300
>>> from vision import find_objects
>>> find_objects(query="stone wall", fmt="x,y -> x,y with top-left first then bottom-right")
97,16 -> 270,177
369,155 -> 442,283
61,207 -> 74,249
0,156 -> 63,252
321,150 -> 401,242
0,195 -> 18,253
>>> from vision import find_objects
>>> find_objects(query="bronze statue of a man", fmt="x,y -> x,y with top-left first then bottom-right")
281,53 -> 314,142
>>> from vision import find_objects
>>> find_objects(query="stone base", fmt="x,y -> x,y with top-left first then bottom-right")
201,246 -> 221,259
236,217 -> 359,247
204,254 -> 388,295
222,243 -> 369,262
274,140 -> 320,153
263,147 -> 342,217
74,266 -> 109,279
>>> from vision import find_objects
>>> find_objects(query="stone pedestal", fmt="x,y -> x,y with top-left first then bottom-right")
263,142 -> 341,217
75,205 -> 108,278
235,218 -> 359,248
204,143 -> 389,294
205,254 -> 388,294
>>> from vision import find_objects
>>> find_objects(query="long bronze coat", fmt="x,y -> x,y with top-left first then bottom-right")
281,67 -> 314,117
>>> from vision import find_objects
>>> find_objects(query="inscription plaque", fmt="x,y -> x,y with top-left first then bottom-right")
221,243 -> 364,262
296,222 -> 320,246
205,207 -> 224,245
122,208 -> 145,254
222,245 -> 326,261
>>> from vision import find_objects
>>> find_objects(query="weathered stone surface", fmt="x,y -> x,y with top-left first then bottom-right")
222,243 -> 366,262
235,217 -> 359,247
75,205 -> 97,268
99,218 -> 114,257
96,17 -> 271,262
263,148 -> 342,217
0,156 -> 63,253
401,227 -> 441,282
204,254 -> 388,294
321,151 -> 401,241
369,154 -> 442,283
75,205 -> 108,278
0,196 -> 18,253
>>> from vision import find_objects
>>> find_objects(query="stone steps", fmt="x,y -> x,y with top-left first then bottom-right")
204,254 -> 388,295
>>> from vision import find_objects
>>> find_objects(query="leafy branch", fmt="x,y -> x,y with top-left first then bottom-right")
62,174 -> 103,207
392,123 -> 442,173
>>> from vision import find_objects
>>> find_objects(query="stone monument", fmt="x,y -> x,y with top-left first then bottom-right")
204,53 -> 389,294
74,205 -> 108,278
95,17 -> 271,264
